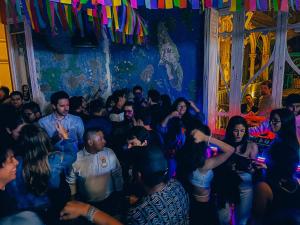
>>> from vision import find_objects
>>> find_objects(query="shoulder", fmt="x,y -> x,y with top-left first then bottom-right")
255,181 -> 273,200
247,141 -> 258,150
38,114 -> 52,123
68,114 -> 83,123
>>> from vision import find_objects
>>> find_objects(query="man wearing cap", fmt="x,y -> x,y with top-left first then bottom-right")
127,145 -> 190,225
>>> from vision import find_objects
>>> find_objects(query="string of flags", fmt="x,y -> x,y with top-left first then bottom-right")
0,0 -> 148,44
0,0 -> 298,44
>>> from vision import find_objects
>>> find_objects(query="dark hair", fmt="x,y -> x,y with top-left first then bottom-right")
135,110 -> 152,126
22,102 -> 41,114
261,80 -> 272,89
161,94 -> 172,109
112,90 -> 126,104
69,96 -> 83,112
133,85 -> 143,93
83,128 -> 103,145
89,98 -> 105,114
245,94 -> 252,98
105,95 -> 115,109
147,89 -> 160,103
19,125 -> 51,195
0,144 -> 14,167
171,97 -> 190,112
285,94 -> 300,106
127,126 -> 150,143
124,101 -> 134,108
224,116 -> 249,154
50,91 -> 69,105
0,86 -> 10,98
176,124 -> 210,189
10,91 -> 23,99
270,108 -> 299,150
0,104 -> 23,129
134,146 -> 168,187
268,142 -> 299,180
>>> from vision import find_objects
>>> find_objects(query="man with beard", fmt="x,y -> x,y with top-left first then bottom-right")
39,91 -> 84,146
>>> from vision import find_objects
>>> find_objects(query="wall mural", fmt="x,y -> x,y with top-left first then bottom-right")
33,9 -> 204,108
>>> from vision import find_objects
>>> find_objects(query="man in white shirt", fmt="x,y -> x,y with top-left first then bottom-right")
66,128 -> 123,215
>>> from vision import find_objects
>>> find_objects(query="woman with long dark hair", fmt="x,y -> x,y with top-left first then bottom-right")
214,116 -> 258,225
269,108 -> 299,150
7,124 -> 77,224
176,124 -> 234,225
159,97 -> 204,177
249,108 -> 300,224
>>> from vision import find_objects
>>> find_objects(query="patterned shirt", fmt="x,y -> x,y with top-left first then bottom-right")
127,179 -> 189,225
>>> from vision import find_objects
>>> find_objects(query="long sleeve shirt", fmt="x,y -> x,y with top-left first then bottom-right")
39,113 -> 84,145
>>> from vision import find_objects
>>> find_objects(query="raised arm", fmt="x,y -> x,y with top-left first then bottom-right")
191,129 -> 235,170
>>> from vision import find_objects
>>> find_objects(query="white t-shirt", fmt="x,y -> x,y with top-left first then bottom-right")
67,147 -> 123,202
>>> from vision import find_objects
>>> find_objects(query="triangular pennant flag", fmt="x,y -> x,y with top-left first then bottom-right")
280,0 -> 289,11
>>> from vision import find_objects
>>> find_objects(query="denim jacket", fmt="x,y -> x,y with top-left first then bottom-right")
7,139 -> 77,210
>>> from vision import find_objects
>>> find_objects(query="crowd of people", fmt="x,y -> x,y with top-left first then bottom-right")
0,84 -> 299,225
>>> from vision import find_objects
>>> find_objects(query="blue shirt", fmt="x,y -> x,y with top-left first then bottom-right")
7,139 -> 77,210
39,113 -> 84,145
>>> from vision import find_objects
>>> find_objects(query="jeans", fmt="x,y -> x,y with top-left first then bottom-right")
218,173 -> 253,225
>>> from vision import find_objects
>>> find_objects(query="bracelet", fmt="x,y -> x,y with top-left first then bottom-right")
207,135 -> 212,146
86,205 -> 97,222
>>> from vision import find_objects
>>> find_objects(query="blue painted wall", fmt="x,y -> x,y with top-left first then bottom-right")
32,9 -> 204,106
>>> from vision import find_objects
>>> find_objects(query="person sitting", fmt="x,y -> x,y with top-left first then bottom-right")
176,123 -> 234,225
39,91 -> 84,146
256,81 -> 274,117
6,124 -> 77,224
22,102 -> 42,124
66,128 -> 123,216
125,145 -> 190,224
241,94 -> 258,114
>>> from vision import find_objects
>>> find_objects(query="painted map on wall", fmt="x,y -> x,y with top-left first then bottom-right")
33,9 -> 204,108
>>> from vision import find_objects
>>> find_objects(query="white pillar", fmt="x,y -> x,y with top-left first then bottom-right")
229,11 -> 245,116
203,8 -> 219,130
272,12 -> 288,108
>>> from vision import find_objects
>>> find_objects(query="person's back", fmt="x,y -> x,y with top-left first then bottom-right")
127,179 -> 189,225
127,146 -> 189,225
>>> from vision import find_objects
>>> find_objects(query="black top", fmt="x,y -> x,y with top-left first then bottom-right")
0,189 -> 17,218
